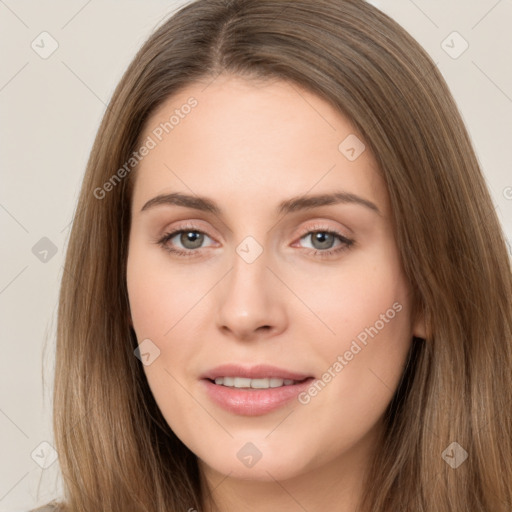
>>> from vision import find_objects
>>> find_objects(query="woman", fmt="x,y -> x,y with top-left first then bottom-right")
37,0 -> 512,510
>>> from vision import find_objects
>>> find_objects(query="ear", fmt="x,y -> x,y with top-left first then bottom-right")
412,309 -> 426,339
126,308 -> 134,328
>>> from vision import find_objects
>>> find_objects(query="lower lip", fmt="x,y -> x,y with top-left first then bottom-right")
200,378 -> 315,416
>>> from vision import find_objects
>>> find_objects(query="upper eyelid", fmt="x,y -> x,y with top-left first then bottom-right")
162,222 -> 351,246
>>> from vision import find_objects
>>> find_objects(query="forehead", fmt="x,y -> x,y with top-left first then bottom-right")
131,75 -> 388,217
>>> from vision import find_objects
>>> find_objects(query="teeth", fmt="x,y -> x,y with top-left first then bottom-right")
213,376 -> 299,388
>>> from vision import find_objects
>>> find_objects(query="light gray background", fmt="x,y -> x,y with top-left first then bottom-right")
1,0 -> 511,510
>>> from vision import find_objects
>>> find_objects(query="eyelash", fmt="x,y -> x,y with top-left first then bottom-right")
154,223 -> 355,259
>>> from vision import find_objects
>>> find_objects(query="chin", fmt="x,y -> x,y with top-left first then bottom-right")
198,446 -> 313,482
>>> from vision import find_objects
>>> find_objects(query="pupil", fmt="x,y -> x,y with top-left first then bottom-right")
313,232 -> 333,250
181,231 -> 203,249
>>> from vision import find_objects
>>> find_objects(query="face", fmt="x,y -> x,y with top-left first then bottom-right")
126,75 -> 425,486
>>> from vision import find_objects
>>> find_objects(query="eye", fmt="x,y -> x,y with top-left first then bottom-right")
295,226 -> 354,258
155,223 -> 355,259
156,225 -> 216,257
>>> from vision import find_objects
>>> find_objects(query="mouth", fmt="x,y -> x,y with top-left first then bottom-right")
200,364 -> 315,416
200,363 -> 313,382
208,376 -> 310,389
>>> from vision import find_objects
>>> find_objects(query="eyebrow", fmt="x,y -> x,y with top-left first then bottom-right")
140,191 -> 381,216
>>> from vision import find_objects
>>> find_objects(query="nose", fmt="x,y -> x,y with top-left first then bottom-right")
215,247 -> 287,342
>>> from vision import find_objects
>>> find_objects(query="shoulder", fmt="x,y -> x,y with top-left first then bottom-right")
29,503 -> 62,512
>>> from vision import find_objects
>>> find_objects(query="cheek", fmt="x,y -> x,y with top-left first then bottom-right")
291,250 -> 410,354
291,246 -> 413,412
126,250 -> 203,418
126,241 -> 200,337
126,245 -> 210,391
127,275 -> 167,339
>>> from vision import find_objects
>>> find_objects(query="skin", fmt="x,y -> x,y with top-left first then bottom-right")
126,74 -> 425,512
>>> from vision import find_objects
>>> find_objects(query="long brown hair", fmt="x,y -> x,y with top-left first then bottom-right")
43,0 -> 512,510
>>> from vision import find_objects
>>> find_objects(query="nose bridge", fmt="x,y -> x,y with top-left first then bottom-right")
226,236 -> 271,308
214,234 -> 286,338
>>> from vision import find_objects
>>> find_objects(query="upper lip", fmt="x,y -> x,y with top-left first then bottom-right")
200,364 -> 313,381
